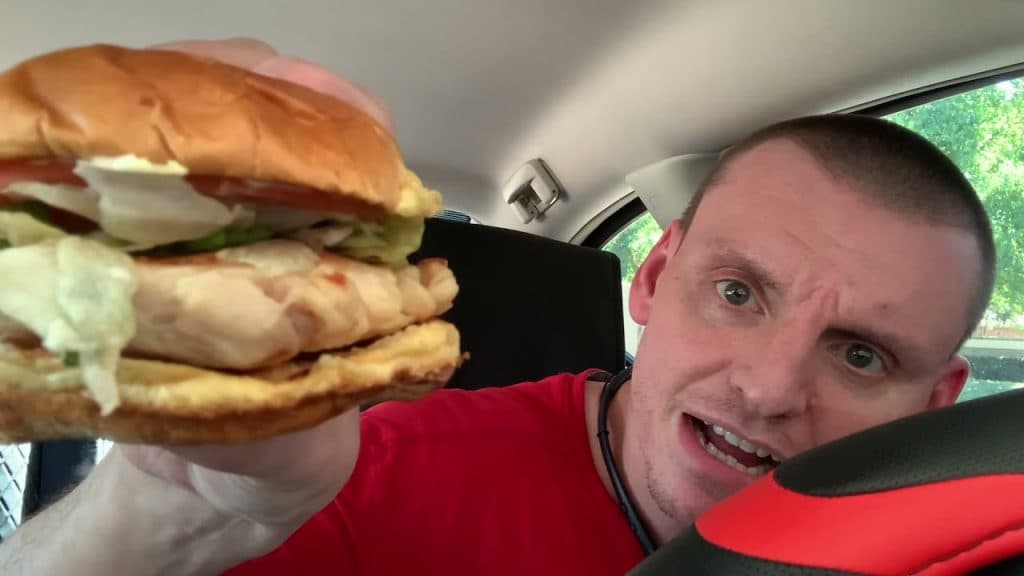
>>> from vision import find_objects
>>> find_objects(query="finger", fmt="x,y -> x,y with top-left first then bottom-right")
148,37 -> 279,70
253,56 -> 396,135
149,40 -> 396,135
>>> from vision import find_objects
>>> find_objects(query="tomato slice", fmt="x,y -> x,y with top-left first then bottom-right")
46,206 -> 99,233
187,175 -> 386,218
0,159 -> 386,219
0,159 -> 84,189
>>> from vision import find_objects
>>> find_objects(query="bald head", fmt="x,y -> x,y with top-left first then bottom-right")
682,114 -> 995,347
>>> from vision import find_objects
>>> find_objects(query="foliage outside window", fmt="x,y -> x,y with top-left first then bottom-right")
887,78 -> 1024,401
887,80 -> 1024,331
602,212 -> 663,286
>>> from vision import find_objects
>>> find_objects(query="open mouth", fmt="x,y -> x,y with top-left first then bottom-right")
689,415 -> 781,477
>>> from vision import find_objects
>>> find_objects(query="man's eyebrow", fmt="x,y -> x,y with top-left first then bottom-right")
827,323 -> 924,367
707,243 -> 783,292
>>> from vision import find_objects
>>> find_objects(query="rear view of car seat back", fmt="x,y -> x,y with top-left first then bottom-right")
411,217 -> 626,390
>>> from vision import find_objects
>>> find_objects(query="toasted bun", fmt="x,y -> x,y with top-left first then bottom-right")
0,319 -> 463,444
0,44 -> 440,218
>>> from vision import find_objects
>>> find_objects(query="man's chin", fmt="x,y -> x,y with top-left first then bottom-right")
644,461 -> 736,535
643,427 -> 763,532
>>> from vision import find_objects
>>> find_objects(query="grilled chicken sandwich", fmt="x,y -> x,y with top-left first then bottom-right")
0,44 -> 463,443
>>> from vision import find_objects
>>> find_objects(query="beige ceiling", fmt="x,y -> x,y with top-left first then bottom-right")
3,0 -> 1024,240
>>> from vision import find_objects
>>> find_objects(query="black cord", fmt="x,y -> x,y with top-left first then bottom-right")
597,366 -> 657,556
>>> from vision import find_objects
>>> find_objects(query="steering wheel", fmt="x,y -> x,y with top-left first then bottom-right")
629,389 -> 1024,575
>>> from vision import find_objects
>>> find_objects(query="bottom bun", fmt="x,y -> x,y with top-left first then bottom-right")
0,320 -> 463,444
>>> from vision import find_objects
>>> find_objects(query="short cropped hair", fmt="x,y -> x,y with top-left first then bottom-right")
682,114 -> 995,349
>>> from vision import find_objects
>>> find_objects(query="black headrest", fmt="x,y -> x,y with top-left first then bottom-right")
410,217 -> 625,390
630,389 -> 1024,575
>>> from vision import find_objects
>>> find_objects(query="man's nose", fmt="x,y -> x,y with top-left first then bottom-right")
730,320 -> 816,419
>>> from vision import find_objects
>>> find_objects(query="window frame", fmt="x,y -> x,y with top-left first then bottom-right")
581,197 -> 647,249
851,64 -> 1024,118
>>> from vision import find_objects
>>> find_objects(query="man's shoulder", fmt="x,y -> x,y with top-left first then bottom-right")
359,369 -> 605,444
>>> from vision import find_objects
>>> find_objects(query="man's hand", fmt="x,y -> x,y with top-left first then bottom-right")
0,38 -> 385,575
120,407 -> 360,530
152,38 -> 395,134
119,36 -> 387,531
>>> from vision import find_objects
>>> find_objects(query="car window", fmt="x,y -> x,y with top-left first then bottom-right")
603,77 -> 1024,402
602,212 -> 663,357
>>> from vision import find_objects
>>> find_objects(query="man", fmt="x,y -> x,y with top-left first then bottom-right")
0,38 -> 994,575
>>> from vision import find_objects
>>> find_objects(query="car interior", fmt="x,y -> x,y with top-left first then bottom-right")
2,1 -> 1024,573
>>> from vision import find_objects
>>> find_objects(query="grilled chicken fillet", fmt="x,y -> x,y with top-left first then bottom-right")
130,249 -> 457,370
0,247 -> 456,371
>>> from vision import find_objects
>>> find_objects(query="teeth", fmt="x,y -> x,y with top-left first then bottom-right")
696,426 -> 772,477
724,431 -> 742,447
705,420 -> 781,463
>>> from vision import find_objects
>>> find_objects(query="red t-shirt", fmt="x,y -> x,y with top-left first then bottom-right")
226,370 -> 645,575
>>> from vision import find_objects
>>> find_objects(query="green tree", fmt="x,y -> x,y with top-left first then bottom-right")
888,79 -> 1024,326
603,212 -> 663,283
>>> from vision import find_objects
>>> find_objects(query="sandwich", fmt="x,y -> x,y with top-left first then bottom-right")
0,44 -> 463,444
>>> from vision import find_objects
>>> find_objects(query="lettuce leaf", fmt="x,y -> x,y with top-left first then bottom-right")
6,165 -> 252,247
138,224 -> 275,256
331,216 -> 425,265
3,178 -> 427,264
0,210 -> 68,247
0,237 -> 137,414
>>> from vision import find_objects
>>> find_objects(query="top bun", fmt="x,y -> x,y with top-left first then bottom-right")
0,44 -> 439,217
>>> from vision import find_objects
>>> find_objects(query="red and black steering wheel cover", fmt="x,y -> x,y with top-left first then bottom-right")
630,389 -> 1024,575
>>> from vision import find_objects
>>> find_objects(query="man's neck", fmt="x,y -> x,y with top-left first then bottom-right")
585,376 -> 682,548
584,377 -> 621,499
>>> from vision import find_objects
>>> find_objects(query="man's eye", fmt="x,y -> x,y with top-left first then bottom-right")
715,280 -> 758,309
844,343 -> 885,374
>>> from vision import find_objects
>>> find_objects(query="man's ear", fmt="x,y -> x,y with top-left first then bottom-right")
926,354 -> 970,409
629,219 -> 686,326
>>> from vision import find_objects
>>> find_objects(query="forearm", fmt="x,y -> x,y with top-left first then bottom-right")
0,447 -> 277,576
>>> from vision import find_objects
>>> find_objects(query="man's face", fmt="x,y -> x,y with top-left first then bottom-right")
624,139 -> 979,539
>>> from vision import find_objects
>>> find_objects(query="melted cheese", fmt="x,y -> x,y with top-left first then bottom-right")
83,155 -> 189,175
394,167 -> 443,218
